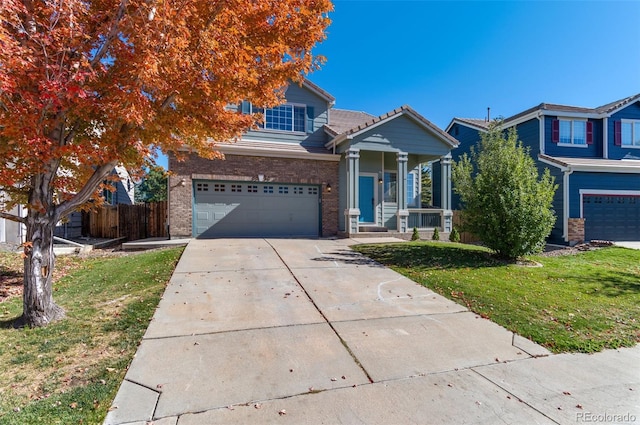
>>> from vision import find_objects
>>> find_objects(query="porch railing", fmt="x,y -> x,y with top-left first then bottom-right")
408,209 -> 443,230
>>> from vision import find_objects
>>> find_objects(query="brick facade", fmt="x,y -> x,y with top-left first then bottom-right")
168,152 -> 339,238
567,218 -> 585,245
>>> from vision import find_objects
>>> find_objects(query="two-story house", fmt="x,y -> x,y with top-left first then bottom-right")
168,80 -> 458,239
436,94 -> 640,244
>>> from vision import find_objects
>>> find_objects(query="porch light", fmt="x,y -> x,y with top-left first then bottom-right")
378,177 -> 383,184
326,183 -> 332,193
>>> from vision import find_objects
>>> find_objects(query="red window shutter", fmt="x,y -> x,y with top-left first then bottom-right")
552,119 -> 559,143
586,121 -> 593,145
614,121 -> 622,146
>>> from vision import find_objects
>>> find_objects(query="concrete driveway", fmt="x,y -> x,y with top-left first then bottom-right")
105,238 -> 639,425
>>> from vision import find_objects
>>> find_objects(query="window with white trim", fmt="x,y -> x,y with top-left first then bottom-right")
407,171 -> 419,207
383,172 -> 397,203
239,101 -> 313,133
559,119 -> 586,145
621,120 -> 640,147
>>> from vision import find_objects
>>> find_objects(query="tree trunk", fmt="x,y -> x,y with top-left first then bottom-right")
17,210 -> 65,327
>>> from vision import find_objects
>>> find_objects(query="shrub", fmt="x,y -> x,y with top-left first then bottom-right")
449,227 -> 461,243
432,227 -> 440,241
411,227 -> 420,241
452,120 -> 558,260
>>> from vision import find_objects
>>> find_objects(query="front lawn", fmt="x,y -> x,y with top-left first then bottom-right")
353,242 -> 640,353
0,247 -> 183,425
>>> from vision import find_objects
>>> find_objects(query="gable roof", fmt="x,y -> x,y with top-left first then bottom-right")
446,118 -> 490,133
327,105 -> 459,149
324,109 -> 376,137
595,93 -> 640,114
448,93 -> 640,133
300,79 -> 335,105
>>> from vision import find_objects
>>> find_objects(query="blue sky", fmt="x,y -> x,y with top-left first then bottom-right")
157,0 -> 640,168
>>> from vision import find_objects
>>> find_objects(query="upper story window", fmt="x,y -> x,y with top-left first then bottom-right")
265,105 -> 305,132
618,120 -> 640,148
552,119 -> 592,146
240,101 -> 314,134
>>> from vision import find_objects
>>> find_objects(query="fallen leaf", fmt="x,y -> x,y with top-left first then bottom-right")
562,391 -> 571,395
254,403 -> 262,409
576,404 -> 583,409
70,402 -> 78,409
279,409 -> 287,416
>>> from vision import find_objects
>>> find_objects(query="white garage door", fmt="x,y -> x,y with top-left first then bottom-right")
193,180 -> 320,238
583,194 -> 640,241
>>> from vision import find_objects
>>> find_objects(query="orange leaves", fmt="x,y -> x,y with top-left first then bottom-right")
1,0 -> 332,215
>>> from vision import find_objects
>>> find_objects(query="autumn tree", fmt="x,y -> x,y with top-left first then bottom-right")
0,0 -> 332,327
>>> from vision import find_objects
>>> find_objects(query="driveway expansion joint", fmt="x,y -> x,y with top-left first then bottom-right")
266,239 -> 375,384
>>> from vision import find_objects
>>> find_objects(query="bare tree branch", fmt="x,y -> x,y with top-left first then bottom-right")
90,0 -> 128,69
0,211 -> 26,224
56,160 -> 118,220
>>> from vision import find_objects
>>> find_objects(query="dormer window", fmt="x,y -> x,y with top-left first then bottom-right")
239,101 -> 314,134
552,118 -> 593,146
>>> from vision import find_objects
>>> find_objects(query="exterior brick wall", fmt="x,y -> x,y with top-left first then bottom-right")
168,152 -> 339,238
567,218 -> 585,245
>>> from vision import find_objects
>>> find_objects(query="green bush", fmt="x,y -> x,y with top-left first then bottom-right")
449,227 -> 461,243
432,227 -> 440,241
452,120 -> 558,260
411,227 -> 420,241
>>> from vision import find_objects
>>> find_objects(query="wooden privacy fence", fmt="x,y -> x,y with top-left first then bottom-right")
82,201 -> 167,241
452,210 -> 481,244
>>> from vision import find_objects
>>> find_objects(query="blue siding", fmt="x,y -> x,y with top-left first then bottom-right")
514,118 -> 541,156
544,116 -> 601,158
568,172 -> 640,218
442,122 -> 484,209
545,165 -> 565,244
608,101 -> 640,159
241,83 -> 330,148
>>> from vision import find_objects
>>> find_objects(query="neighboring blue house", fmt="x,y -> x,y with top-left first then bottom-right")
168,80 -> 459,238
436,93 -> 640,244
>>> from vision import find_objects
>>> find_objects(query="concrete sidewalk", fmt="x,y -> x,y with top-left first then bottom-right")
104,238 -> 639,425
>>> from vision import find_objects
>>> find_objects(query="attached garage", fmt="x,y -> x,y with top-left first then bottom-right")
193,180 -> 320,238
583,194 -> 640,241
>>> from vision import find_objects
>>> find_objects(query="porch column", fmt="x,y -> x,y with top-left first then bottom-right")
440,154 -> 453,232
344,148 -> 360,235
396,152 -> 409,233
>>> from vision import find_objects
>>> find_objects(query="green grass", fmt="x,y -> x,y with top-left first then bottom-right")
0,248 -> 183,425
353,242 -> 640,353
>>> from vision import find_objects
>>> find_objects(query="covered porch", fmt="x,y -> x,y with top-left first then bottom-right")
329,106 -> 458,236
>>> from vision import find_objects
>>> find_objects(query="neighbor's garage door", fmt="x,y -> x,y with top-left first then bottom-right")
193,180 -> 319,238
583,194 -> 640,241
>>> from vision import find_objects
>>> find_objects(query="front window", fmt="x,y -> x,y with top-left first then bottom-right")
241,101 -> 306,133
407,172 -> 419,207
264,105 -> 305,132
384,172 -> 397,203
621,120 -> 640,147
559,119 -> 586,145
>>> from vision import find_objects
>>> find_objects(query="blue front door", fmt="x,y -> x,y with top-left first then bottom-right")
358,176 -> 375,223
